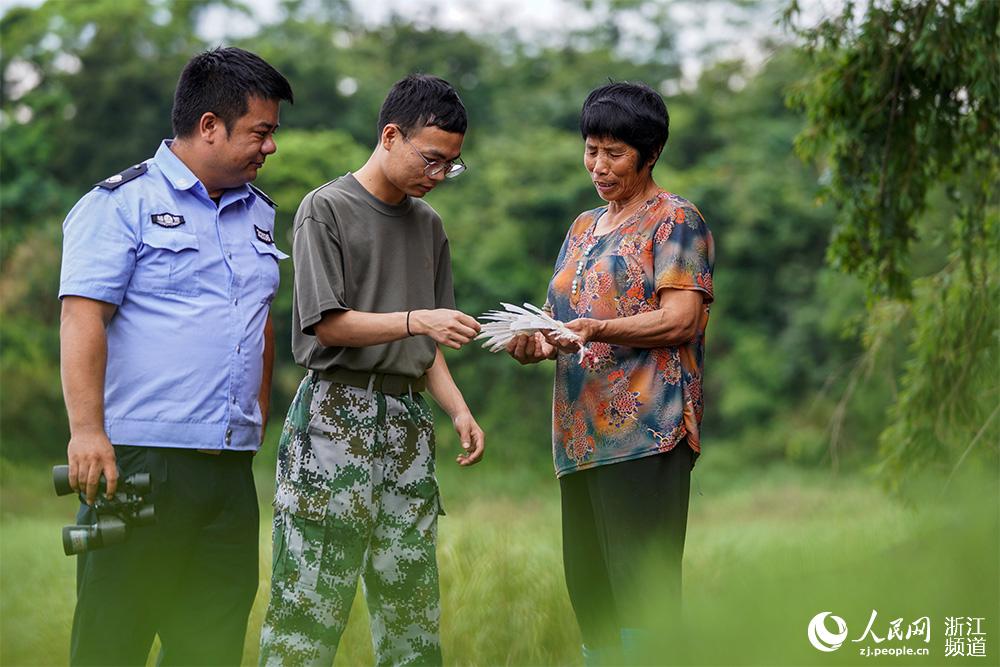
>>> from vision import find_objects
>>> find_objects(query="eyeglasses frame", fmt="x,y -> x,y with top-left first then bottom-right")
398,129 -> 467,179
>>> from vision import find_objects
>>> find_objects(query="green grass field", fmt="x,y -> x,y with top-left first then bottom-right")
1,456 -> 996,666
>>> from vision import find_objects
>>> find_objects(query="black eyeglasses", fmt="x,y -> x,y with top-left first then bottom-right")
401,134 -> 467,179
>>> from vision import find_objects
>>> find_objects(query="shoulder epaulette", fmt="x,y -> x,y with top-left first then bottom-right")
248,183 -> 277,208
96,162 -> 149,190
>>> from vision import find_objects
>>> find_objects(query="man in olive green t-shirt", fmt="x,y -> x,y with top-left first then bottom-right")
259,75 -> 483,667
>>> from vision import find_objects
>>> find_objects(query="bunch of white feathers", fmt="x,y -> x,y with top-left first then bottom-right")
476,303 -> 587,359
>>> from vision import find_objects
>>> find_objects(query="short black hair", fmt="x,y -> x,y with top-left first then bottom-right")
580,81 -> 669,171
377,74 -> 467,138
172,47 -> 293,138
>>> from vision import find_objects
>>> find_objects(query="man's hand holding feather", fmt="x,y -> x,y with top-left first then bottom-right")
408,308 -> 481,350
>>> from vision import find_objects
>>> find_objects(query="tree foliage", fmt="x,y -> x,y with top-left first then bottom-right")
788,0 -> 999,485
0,0 -> 231,256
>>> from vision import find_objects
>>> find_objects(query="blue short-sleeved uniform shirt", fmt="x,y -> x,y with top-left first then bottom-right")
59,140 -> 289,451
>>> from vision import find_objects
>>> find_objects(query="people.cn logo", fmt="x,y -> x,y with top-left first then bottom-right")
808,612 -> 849,652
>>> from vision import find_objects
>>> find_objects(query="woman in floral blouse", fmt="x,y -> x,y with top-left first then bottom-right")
506,82 -> 715,665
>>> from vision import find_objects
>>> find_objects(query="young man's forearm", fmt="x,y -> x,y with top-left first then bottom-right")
425,348 -> 471,419
313,310 -> 409,347
426,346 -> 485,465
313,308 -> 480,351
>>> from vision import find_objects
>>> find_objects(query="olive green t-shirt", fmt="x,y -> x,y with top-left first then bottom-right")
291,173 -> 455,377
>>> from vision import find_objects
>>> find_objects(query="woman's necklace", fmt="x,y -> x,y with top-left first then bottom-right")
597,190 -> 665,235
571,240 -> 597,298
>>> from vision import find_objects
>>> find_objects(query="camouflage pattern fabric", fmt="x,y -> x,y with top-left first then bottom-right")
259,374 -> 444,666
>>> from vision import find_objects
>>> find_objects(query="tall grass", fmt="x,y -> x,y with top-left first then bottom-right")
1,457 -> 996,666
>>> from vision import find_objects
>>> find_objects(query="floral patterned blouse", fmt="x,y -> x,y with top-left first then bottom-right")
546,191 -> 715,477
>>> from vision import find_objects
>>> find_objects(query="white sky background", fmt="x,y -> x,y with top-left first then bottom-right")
2,0 -> 842,91
196,0 -> 842,88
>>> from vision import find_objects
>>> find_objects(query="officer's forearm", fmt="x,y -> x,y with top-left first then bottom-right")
258,314 -> 275,434
60,297 -> 115,436
313,309 -> 409,348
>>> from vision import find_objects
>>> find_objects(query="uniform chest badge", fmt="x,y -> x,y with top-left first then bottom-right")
254,225 -> 274,245
151,213 -> 186,228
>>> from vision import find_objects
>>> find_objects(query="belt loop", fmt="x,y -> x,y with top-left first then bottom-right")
407,383 -> 413,402
366,373 -> 375,401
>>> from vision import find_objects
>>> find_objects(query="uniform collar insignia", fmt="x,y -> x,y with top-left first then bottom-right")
151,213 -> 186,228
96,162 -> 149,190
254,225 -> 274,244
248,183 -> 277,208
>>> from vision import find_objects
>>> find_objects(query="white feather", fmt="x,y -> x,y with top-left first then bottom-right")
476,301 -> 582,354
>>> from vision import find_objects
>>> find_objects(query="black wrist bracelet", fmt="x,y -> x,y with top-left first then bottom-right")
406,311 -> 413,337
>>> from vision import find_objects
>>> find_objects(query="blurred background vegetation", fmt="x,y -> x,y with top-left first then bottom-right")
0,0 -> 996,665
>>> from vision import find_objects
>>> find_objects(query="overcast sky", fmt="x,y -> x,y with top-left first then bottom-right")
1,0 -> 840,87
200,0 -> 801,81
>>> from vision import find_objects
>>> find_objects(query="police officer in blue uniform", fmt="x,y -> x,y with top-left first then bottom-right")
58,47 -> 293,666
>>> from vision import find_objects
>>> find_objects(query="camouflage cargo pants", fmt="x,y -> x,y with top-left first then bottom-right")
259,374 -> 444,666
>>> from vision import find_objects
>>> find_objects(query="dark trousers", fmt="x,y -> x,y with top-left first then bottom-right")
70,445 -> 259,667
560,445 -> 693,652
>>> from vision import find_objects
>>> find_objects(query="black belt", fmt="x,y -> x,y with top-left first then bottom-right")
310,368 -> 427,395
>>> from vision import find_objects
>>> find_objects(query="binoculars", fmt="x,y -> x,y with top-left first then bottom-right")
52,465 -> 156,556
